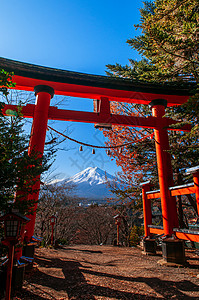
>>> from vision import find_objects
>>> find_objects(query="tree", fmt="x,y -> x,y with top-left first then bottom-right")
35,184 -> 117,246
35,182 -> 79,244
131,0 -> 198,83
104,0 -> 199,227
76,205 -> 115,245
103,102 -> 157,187
107,0 -> 199,83
0,71 -> 55,215
0,69 -> 15,96
0,102 -> 54,214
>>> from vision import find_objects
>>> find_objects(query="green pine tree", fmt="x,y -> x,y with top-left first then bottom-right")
105,0 -> 199,227
0,71 -> 54,214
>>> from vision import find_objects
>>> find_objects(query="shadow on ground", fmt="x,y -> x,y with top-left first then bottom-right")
17,253 -> 199,300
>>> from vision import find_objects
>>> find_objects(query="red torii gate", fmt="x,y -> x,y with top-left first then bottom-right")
0,57 -> 194,257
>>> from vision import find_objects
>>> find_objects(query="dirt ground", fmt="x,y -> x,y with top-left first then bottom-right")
16,245 -> 199,300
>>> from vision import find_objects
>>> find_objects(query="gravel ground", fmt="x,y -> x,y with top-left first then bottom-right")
15,245 -> 199,300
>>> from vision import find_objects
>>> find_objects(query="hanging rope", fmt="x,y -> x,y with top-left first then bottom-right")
47,125 -> 154,149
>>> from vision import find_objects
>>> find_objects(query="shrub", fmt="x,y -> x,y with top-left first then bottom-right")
129,225 -> 144,247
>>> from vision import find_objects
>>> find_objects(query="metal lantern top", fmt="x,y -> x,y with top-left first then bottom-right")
113,214 -> 122,220
50,215 -> 57,225
0,210 -> 30,241
114,214 -> 122,225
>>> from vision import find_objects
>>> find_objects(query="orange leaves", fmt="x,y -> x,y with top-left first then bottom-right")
102,102 -> 155,187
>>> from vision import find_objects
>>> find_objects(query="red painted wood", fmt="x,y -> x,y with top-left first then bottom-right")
12,75 -> 190,106
175,232 -> 199,243
152,104 -> 178,236
5,243 -> 14,300
141,183 -> 152,237
149,227 -> 165,235
3,104 -> 35,118
193,172 -> 199,216
147,192 -> 161,199
149,228 -> 199,242
2,104 -> 191,131
171,186 -> 195,196
24,91 -> 51,241
147,186 -> 195,199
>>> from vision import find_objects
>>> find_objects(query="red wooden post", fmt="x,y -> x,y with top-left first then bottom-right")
150,99 -> 178,236
5,242 -> 14,300
193,173 -> 199,216
50,215 -> 56,246
25,85 -> 54,241
114,215 -> 121,246
51,224 -> 54,245
186,166 -> 199,216
140,181 -> 152,237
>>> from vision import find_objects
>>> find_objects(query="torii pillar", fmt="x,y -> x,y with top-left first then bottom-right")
25,85 -> 54,240
140,180 -> 157,255
140,181 -> 152,238
150,99 -> 178,236
150,99 -> 185,264
16,85 -> 54,260
186,166 -> 199,216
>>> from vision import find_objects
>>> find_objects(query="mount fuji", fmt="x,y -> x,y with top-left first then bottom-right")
63,167 -> 118,202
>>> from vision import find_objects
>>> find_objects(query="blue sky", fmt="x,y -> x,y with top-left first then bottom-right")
1,0 -> 143,178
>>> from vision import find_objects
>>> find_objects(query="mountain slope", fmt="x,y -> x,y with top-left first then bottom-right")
64,167 -> 118,201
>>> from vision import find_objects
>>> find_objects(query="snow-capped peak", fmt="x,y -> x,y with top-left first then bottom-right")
65,167 -> 115,186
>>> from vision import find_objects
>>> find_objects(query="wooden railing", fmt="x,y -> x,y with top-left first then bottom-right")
141,165 -> 199,242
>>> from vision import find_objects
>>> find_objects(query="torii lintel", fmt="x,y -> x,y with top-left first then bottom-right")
0,57 -> 194,106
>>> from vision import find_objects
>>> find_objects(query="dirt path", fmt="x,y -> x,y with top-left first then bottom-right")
16,245 -> 199,299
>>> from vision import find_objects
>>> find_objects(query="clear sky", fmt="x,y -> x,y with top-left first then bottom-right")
1,0 -> 143,178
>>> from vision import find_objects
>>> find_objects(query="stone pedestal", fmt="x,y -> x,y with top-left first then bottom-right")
143,238 -> 157,255
0,263 -> 25,296
23,243 -> 35,258
12,264 -> 25,291
162,239 -> 185,264
0,267 -> 6,296
22,243 -> 36,271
